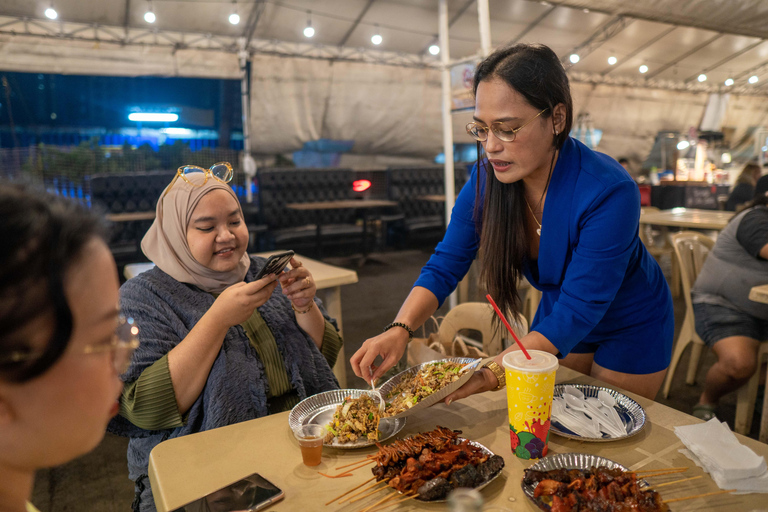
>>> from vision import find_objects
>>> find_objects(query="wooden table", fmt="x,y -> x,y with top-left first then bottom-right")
147,367 -> 768,512
748,283 -> 768,444
286,200 -> 398,262
123,252 -> 358,386
106,211 -> 156,222
415,194 -> 445,203
639,208 -> 734,231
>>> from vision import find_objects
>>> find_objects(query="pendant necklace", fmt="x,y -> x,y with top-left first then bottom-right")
524,197 -> 542,236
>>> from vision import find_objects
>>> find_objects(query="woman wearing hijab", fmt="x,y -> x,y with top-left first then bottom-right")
109,165 -> 342,512
0,184 -> 134,512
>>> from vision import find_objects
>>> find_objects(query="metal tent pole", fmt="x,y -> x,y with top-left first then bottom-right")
238,38 -> 256,203
477,0 -> 492,56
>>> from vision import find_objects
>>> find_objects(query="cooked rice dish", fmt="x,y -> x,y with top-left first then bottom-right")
384,362 -> 468,416
325,395 -> 381,444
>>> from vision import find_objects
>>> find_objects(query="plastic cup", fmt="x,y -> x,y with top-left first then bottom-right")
502,350 -> 558,460
293,424 -> 325,466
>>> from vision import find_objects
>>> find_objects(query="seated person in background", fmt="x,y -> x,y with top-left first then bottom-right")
691,179 -> 768,420
109,167 -> 342,512
0,184 -> 134,512
618,157 -> 630,171
725,162 -> 761,211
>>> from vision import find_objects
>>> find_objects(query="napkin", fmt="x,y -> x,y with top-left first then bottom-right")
674,418 -> 768,493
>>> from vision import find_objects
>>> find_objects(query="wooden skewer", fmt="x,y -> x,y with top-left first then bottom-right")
367,491 -> 417,512
646,475 -> 703,490
359,490 -> 398,512
318,471 -> 353,478
343,460 -> 377,473
663,489 -> 736,503
638,468 -> 689,478
337,458 -> 376,470
635,467 -> 688,474
339,480 -> 387,505
348,482 -> 390,504
325,476 -> 376,505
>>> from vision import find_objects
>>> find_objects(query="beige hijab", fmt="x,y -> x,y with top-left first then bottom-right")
141,173 -> 250,293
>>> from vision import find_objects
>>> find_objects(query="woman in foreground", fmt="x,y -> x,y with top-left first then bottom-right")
352,43 -> 673,401
110,165 -> 341,511
0,183 -> 133,512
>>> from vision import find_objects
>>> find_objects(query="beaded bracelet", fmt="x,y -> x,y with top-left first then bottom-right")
291,301 -> 314,314
383,321 -> 414,341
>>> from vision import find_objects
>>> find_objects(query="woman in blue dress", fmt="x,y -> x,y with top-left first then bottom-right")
351,43 -> 673,400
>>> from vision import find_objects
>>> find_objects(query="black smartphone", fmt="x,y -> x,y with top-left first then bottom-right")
254,250 -> 295,281
169,472 -> 284,512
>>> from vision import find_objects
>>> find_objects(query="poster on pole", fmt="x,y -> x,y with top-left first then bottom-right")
451,62 -> 477,112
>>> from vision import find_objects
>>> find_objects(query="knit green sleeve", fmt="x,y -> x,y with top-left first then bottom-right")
119,354 -> 185,430
320,320 -> 344,368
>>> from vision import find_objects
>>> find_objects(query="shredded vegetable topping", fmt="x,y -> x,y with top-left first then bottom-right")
325,395 -> 381,444
384,362 -> 468,416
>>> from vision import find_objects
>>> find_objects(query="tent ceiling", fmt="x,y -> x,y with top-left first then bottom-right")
3,0 -> 768,93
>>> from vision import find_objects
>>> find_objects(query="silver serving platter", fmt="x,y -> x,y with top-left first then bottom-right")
521,453 -> 649,510
377,357 -> 482,419
288,389 -> 405,449
550,384 -> 646,442
413,437 -> 503,502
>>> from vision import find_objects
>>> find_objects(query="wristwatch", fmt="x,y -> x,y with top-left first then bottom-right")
482,360 -> 506,391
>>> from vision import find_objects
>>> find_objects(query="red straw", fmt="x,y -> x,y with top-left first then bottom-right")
486,294 -> 531,360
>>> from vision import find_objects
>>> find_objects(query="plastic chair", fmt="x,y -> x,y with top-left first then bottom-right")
662,232 -> 713,399
438,302 -> 528,357
735,342 -> 768,434
640,207 -> 680,297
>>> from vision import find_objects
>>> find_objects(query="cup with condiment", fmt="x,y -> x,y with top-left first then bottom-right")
503,350 -> 558,460
293,424 -> 325,466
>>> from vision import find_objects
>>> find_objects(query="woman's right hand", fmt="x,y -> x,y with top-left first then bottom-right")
350,327 -> 409,384
209,274 -> 279,327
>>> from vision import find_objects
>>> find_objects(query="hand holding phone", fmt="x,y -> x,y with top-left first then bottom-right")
254,250 -> 295,281
170,472 -> 284,512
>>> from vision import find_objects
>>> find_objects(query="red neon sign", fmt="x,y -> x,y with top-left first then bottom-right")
352,179 -> 372,192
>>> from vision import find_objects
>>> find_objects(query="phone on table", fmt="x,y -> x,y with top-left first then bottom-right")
254,250 -> 295,281
170,472 -> 284,512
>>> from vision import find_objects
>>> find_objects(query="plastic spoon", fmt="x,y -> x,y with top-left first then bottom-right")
598,390 -> 625,432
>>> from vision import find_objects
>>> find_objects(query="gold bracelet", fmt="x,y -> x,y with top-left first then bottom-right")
291,301 -> 314,314
482,360 -> 506,391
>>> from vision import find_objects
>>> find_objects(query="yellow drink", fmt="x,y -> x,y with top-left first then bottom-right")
502,350 -> 558,459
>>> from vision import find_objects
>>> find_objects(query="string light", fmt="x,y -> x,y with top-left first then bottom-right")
697,74 -> 707,82
144,1 -> 156,23
303,10 -> 315,38
569,54 -> 580,64
607,56 -> 617,65
44,2 -> 58,20
639,65 -> 648,74
229,1 -> 240,25
749,75 -> 759,84
724,78 -> 734,86
428,44 -> 440,55
371,25 -> 382,45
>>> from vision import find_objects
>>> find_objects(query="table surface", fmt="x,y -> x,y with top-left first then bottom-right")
639,208 -> 734,230
415,194 -> 446,203
105,211 -> 156,222
123,252 -> 358,289
286,199 -> 398,210
749,284 -> 768,305
148,367 -> 768,512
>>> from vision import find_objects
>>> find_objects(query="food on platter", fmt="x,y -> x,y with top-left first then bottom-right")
370,426 -> 505,501
324,394 -> 381,444
383,361 -> 471,416
523,466 -> 669,512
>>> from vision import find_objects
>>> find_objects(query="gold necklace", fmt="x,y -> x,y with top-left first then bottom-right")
524,197 -> 542,236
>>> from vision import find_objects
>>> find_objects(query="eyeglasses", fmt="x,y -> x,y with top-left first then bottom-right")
466,108 -> 549,142
163,162 -> 234,198
0,316 -> 140,375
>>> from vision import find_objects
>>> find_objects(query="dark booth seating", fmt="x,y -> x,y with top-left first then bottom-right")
257,168 -> 364,257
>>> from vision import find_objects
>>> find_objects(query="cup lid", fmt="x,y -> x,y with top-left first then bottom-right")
502,350 -> 558,373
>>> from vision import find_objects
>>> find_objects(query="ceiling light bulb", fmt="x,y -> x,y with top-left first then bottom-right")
144,10 -> 156,23
698,74 -> 707,82
749,75 -> 759,84
371,33 -> 382,45
607,56 -> 617,65
229,13 -> 240,24
304,25 -> 315,38
677,141 -> 690,150
639,65 -> 648,74
44,7 -> 58,19
724,78 -> 734,86
569,54 -> 580,64
429,44 -> 440,55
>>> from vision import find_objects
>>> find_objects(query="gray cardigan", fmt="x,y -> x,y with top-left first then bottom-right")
108,256 -> 339,512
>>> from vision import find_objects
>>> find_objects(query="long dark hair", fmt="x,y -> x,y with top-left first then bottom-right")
473,43 -> 573,320
0,183 -> 107,382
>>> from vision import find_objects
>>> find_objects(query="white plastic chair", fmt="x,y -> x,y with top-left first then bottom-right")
640,207 -> 680,297
438,302 -> 528,357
